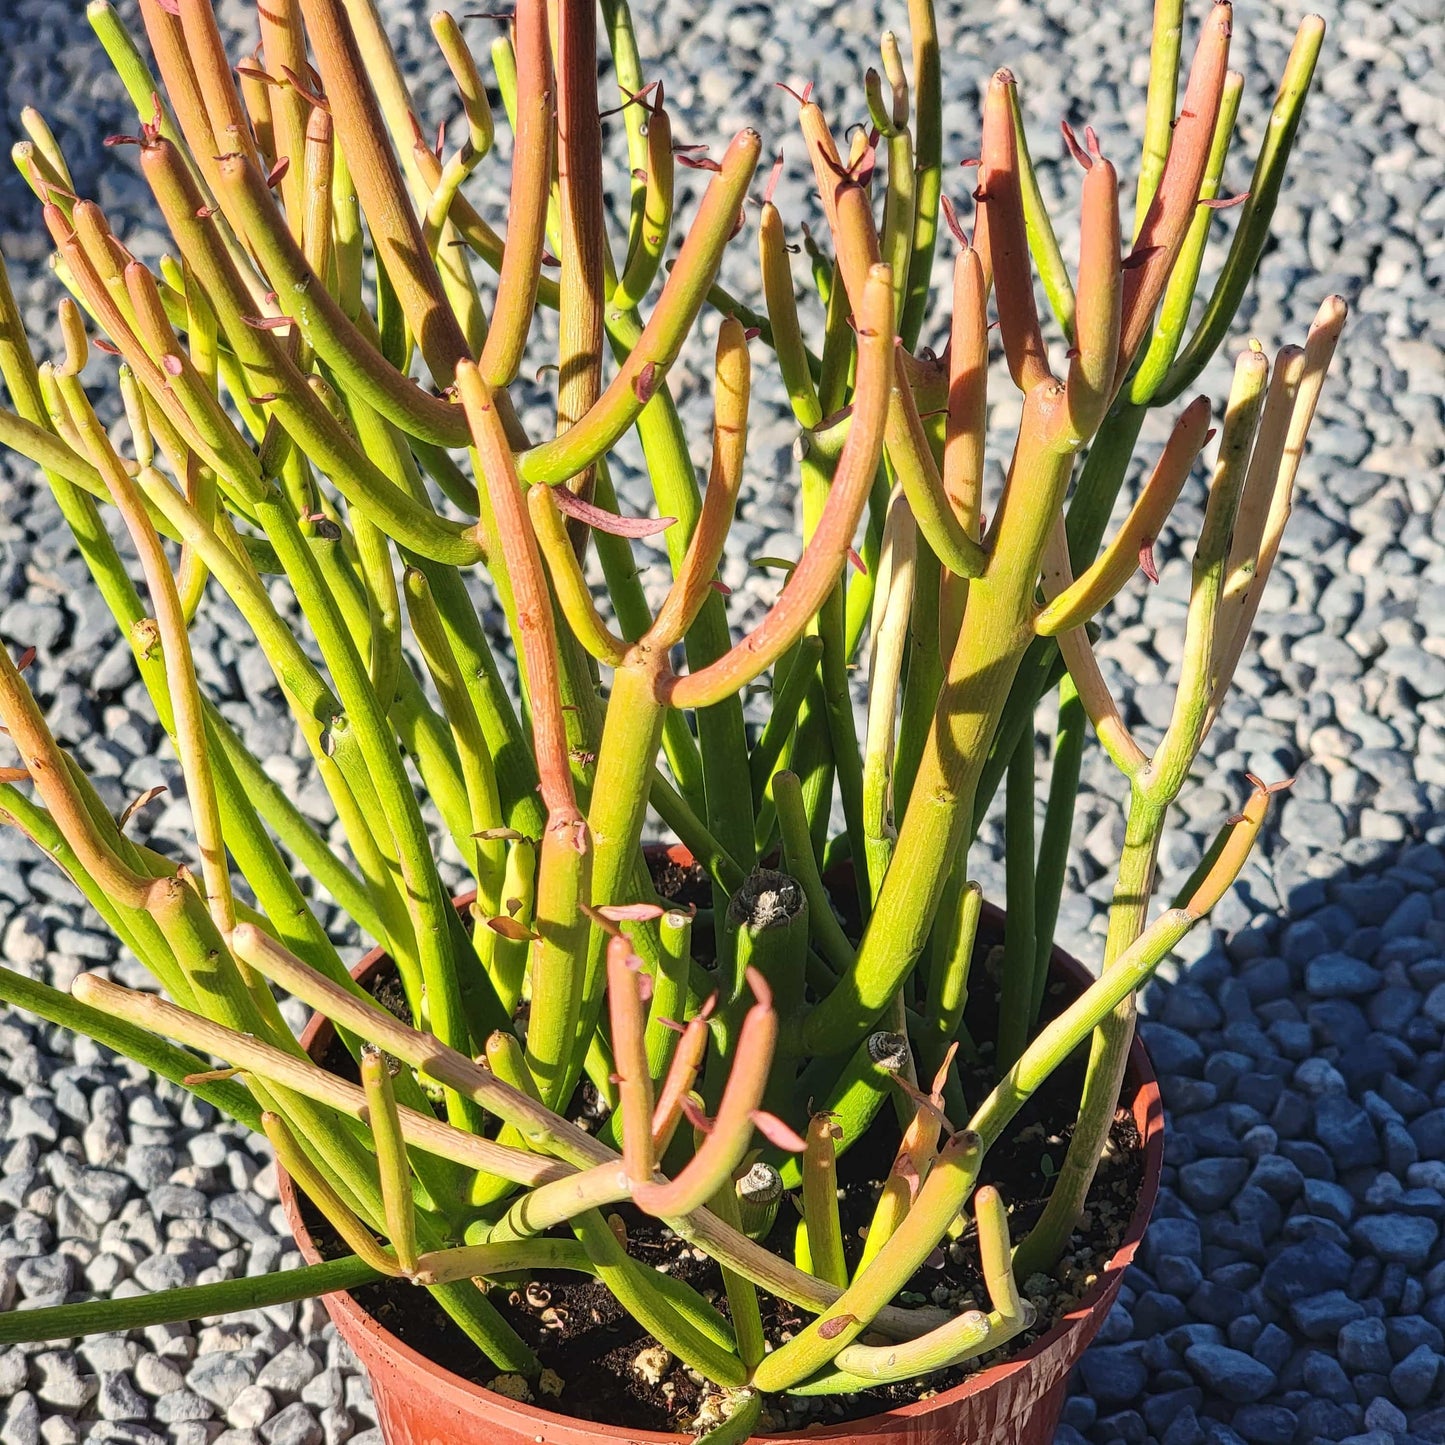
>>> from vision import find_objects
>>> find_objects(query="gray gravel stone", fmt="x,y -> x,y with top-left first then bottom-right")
186,1358 -> 261,1414
259,1405 -> 321,1445
253,1351 -> 319,1402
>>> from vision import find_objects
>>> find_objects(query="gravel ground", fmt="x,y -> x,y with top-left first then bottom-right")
0,0 -> 1442,1441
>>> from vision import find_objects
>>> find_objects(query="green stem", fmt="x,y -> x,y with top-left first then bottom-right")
1032,681 -> 1085,1018
0,1258 -> 381,1344
775,772 -> 855,977
997,727 -> 1037,1071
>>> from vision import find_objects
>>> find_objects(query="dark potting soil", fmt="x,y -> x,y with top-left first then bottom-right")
304,857 -> 1145,1433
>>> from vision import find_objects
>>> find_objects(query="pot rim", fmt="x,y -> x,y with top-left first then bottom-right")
280,875 -> 1163,1442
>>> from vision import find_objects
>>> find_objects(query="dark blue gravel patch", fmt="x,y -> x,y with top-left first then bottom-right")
1067,840 -> 1445,1440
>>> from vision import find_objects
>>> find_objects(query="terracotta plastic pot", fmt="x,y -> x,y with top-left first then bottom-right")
279,865 -> 1162,1445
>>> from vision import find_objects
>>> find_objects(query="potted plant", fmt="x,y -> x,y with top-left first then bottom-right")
0,0 -> 1342,1439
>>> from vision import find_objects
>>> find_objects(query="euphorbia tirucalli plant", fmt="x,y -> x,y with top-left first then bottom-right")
0,0 -> 1343,1432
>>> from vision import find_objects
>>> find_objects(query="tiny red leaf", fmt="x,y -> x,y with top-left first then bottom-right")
486,916 -> 537,942
550,487 -> 675,538
749,1109 -> 806,1153
596,902 -> 668,922
680,1096 -> 713,1134
118,784 -> 166,831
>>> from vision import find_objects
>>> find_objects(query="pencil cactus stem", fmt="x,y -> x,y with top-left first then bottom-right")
1042,539 -> 1148,775
457,361 -> 590,1107
751,1129 -> 983,1392
972,1185 -> 1026,1324
899,0 -> 941,348
516,128 -> 761,487
648,317 -> 750,648
1125,70 -> 1243,406
132,0 -> 228,204
632,974 -> 777,1218
1036,394 -> 1212,636
297,0 -> 471,382
1206,296 -> 1345,725
774,769 -> 855,976
801,1115 -> 848,1289
650,1006 -> 711,1156
1134,0 -> 1186,235
360,1046 -> 418,1273
479,0 -> 551,387
874,55 -> 916,327
862,490 -> 916,898
736,1162 -> 783,1241
759,201 -> 822,428
665,265 -> 893,709
1064,155 -> 1122,441
409,1238 -> 592,1287
554,0 -> 607,513
432,11 -> 494,161
176,0 -> 263,175
526,487 -> 628,666
0,646 -> 155,909
55,372 -> 235,936
1148,344 -> 1268,795
213,151 -> 468,448
255,0 -> 310,235
262,1111 -> 397,1276
643,910 -> 693,1083
12,141 -> 69,218
1159,16 -> 1325,402
116,366 -> 154,469
748,636 -> 822,842
401,566 -> 505,901
944,244 -> 988,532
977,70 -> 1050,394
614,96 -> 674,310
489,1160 -> 632,1243
20,110 -> 72,195
1116,2 -> 1233,388
608,933 -> 657,1186
1006,86 -> 1075,343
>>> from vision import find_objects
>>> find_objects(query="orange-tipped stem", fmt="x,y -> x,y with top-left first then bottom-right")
944,244 -> 988,532
296,0 -> 471,382
554,0 -> 607,520
647,317 -> 751,648
1065,151 -> 1122,440
664,264 -> 894,709
976,70 -> 1050,393
607,933 -> 656,1185
633,972 -> 777,1217
651,1002 -> 713,1155
254,0 -> 310,233
479,0 -> 551,387
1037,394 -> 1212,635
1116,1 -> 1233,387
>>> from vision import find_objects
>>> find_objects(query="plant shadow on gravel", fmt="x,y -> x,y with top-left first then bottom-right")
1062,828 -> 1445,1445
